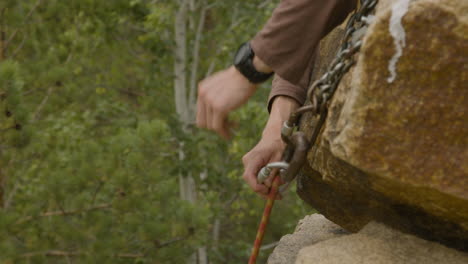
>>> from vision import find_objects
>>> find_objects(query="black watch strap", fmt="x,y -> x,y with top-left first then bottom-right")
233,42 -> 274,84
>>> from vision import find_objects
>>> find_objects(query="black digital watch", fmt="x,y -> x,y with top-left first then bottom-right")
233,42 -> 274,84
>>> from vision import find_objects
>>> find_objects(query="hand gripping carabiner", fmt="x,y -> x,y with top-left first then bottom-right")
256,131 -> 310,185
257,162 -> 289,184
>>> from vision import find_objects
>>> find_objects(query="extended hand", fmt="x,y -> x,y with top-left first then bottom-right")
196,66 -> 257,139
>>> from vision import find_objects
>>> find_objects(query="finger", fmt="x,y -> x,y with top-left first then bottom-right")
263,168 -> 278,188
212,109 -> 230,140
196,99 -> 207,128
205,105 -> 213,130
246,174 -> 268,195
243,168 -> 267,193
242,157 -> 269,195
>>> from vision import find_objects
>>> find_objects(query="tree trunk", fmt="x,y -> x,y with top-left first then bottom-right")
174,0 -> 190,125
0,8 -> 5,61
174,1 -> 208,263
0,29 -> 5,61
0,8 -> 6,208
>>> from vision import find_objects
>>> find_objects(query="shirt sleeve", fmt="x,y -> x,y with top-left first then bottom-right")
267,74 -> 306,112
251,0 -> 357,105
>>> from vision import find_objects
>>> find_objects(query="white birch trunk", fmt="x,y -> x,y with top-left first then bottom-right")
188,2 -> 208,119
212,218 -> 221,250
198,246 -> 208,264
174,0 -> 190,125
174,0 -> 196,204
174,1 -> 209,263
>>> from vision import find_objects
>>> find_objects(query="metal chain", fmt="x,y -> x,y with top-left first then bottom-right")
249,1 -> 379,263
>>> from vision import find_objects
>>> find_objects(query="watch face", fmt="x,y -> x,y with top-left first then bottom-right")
234,43 -> 252,66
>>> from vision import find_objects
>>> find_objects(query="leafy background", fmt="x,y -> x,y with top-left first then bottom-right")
0,0 -> 313,263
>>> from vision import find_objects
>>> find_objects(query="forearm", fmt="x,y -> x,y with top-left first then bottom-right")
242,95 -> 299,195
262,96 -> 300,139
267,74 -> 306,112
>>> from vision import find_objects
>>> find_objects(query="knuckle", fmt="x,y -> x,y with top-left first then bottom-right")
198,86 -> 207,98
253,185 -> 263,193
213,120 -> 221,130
211,101 -> 222,112
242,154 -> 249,165
196,120 -> 204,128
242,173 -> 249,180
197,81 -> 204,90
206,96 -> 216,107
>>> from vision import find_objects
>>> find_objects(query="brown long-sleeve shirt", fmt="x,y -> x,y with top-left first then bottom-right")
250,0 -> 357,109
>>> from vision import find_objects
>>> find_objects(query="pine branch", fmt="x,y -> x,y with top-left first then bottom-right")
21,250 -> 144,258
3,0 -> 42,54
258,0 -> 273,8
153,227 -> 194,250
10,34 -> 27,58
90,180 -> 105,205
41,203 -> 111,217
0,8 -> 6,61
31,86 -> 53,122
16,203 -> 112,224
155,236 -> 186,249
204,8 -> 248,78
20,235 -> 192,259
260,241 -> 278,251
118,88 -> 146,97
0,126 -> 17,133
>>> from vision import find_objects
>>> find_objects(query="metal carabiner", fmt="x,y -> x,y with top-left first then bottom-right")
257,131 -> 310,185
257,162 -> 289,184
281,132 -> 310,184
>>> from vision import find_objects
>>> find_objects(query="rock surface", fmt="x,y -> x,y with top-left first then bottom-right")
267,214 -> 348,264
297,0 -> 468,250
295,220 -> 468,264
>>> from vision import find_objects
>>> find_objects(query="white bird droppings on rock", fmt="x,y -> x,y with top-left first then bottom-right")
387,0 -> 410,83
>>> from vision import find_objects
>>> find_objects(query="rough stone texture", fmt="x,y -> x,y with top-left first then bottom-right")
295,222 -> 468,264
267,214 -> 348,264
297,0 -> 468,251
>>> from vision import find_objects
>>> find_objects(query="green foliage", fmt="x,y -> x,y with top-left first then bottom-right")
0,0 -> 312,263
0,60 -> 31,148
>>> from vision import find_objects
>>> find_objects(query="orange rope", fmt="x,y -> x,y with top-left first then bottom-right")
248,174 -> 281,264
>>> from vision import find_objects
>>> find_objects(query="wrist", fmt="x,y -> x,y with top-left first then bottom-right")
262,96 -> 299,139
233,42 -> 273,84
229,66 -> 258,91
252,56 -> 273,74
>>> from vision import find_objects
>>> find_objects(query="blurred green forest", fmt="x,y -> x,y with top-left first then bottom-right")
0,0 -> 311,263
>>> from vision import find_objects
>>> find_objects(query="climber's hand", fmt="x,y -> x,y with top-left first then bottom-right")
242,135 -> 284,199
196,66 -> 257,139
242,96 -> 299,198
